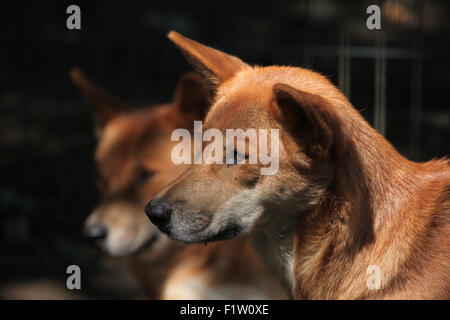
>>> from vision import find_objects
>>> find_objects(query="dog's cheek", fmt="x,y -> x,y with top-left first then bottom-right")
235,164 -> 260,187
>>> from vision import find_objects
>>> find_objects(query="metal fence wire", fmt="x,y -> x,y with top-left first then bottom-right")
0,0 -> 448,298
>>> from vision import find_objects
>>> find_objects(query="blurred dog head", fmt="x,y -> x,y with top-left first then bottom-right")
71,69 -> 208,256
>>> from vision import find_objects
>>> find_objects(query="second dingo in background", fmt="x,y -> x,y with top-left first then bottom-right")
72,69 -> 287,299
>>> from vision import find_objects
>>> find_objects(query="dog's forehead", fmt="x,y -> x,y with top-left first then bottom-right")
204,89 -> 273,131
204,66 -> 300,130
208,107 -> 272,133
96,117 -> 135,162
100,106 -> 173,149
204,65 -> 345,132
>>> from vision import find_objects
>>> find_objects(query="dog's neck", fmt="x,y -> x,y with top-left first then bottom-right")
251,212 -> 298,298
254,108 -> 430,299
333,114 -> 418,234
296,118 -> 427,298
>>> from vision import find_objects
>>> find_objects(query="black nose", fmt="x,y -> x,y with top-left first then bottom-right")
145,200 -> 172,229
84,224 -> 108,243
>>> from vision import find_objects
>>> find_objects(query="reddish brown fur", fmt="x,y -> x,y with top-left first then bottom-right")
71,69 -> 286,299
152,32 -> 450,299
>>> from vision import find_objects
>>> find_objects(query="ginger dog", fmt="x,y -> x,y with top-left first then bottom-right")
72,69 -> 286,299
146,31 -> 450,299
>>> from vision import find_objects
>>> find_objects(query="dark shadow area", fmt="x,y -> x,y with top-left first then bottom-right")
0,0 -> 448,299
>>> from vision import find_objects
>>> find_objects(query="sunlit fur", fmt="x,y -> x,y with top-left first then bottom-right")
72,69 -> 287,299
152,32 -> 450,299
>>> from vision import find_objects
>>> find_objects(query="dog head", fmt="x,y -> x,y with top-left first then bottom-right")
145,32 -> 348,243
71,68 -> 208,255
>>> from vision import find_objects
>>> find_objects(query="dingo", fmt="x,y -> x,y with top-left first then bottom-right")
146,32 -> 450,299
72,69 -> 286,299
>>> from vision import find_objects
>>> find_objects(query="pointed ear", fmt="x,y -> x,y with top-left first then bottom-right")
168,31 -> 249,89
173,72 -> 209,123
70,68 -> 124,134
273,84 -> 336,160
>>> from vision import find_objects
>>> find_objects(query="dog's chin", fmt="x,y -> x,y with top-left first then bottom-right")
101,233 -> 161,257
168,223 -> 243,244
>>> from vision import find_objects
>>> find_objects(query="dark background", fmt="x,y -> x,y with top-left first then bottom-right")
0,0 -> 449,299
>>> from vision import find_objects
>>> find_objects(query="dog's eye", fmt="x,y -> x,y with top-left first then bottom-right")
226,150 -> 249,167
136,168 -> 155,185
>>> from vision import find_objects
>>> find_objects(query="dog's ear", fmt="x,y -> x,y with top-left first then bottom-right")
173,72 -> 209,124
168,31 -> 249,89
272,83 -> 336,160
70,68 -> 124,135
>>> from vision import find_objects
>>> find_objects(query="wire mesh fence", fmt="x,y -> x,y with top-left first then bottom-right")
0,0 -> 448,298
